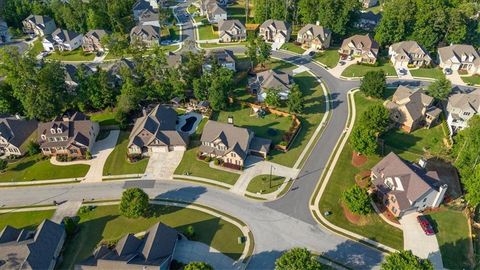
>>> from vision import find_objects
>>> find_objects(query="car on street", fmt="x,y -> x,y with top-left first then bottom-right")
417,215 -> 435,235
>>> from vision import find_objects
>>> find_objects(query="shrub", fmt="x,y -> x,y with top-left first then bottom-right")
85,151 -> 92,160
184,262 -> 213,270
275,248 -> 322,270
119,188 -> 150,218
204,156 -> 211,162
382,250 -> 433,270
56,155 -> 68,162
26,141 -> 41,156
0,159 -> 7,171
63,216 -> 79,237
185,225 -> 195,239
78,205 -> 96,214
213,158 -> 220,165
342,185 -> 372,215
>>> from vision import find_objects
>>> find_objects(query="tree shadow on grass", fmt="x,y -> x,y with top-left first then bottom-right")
435,238 -> 474,270
10,160 -> 35,172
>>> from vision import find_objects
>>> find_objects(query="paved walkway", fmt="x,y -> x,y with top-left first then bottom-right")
292,65 -> 310,75
51,200 -> 82,223
446,71 -> 465,85
84,130 -> 120,183
230,156 -> 299,196
174,239 -> 241,269
400,213 -> 444,269
144,151 -> 185,179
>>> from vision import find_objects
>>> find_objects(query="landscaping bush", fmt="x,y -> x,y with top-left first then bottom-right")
275,248 -> 322,270
184,262 -> 213,270
204,156 -> 211,162
381,250 -> 433,270
63,216 -> 79,237
56,155 -> 68,162
78,205 -> 96,214
185,225 -> 195,239
213,158 -> 220,165
0,159 -> 7,171
342,185 -> 373,215
127,154 -> 143,163
119,188 -> 150,218
357,61 -> 380,67
26,140 -> 41,156
85,151 -> 92,160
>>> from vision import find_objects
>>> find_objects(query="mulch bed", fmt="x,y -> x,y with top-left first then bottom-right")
355,170 -> 371,188
373,199 -> 400,224
341,203 -> 368,226
351,151 -> 368,167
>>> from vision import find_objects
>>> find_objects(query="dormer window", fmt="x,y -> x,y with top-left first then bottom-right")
57,128 -> 62,133
41,134 -> 46,140
51,128 -> 56,134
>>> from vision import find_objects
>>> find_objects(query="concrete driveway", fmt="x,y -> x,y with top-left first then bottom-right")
173,239 -> 240,269
400,213 -> 444,269
51,200 -> 82,223
84,130 -> 120,183
144,151 -> 184,179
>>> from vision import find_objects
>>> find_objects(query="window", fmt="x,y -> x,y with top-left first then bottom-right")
41,134 -> 46,140
422,197 -> 427,203
50,128 -> 56,134
464,112 -> 471,116
391,196 -> 396,203
57,128 -> 62,133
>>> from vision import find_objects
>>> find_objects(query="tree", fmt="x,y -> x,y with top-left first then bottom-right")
101,33 -> 129,57
275,247 -> 322,270
381,250 -> 433,270
374,0 -> 416,46
298,0 -> 320,24
119,188 -> 150,218
317,0 -> 360,36
342,185 -> 372,215
0,82 -> 21,115
411,0 -> 448,53
350,124 -> 377,156
265,88 -> 281,107
427,77 -> 452,101
360,71 -> 386,99
287,84 -> 304,113
184,262 -> 213,270
360,104 -> 390,134
246,37 -> 258,69
26,141 -> 41,156
257,37 -> 271,67
0,159 -> 7,171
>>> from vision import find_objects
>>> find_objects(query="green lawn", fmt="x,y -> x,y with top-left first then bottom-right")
0,209 -> 55,231
103,131 -> 149,176
429,208 -> 473,269
319,92 -> 404,250
89,111 -> 119,126
162,24 -> 179,40
410,68 -> 445,80
46,49 -> 95,61
194,15 -> 206,23
341,61 -> 396,77
246,174 -> 286,194
200,41 -> 248,48
197,24 -> 218,40
174,146 -> 240,185
0,154 -> 89,182
60,204 -> 246,269
227,0 -> 247,23
187,4 -> 199,14
29,39 -> 44,56
462,75 -> 480,86
313,49 -> 340,68
281,42 -> 305,54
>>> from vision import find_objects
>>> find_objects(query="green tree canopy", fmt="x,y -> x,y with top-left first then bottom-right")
360,71 -> 386,99
119,188 -> 150,218
350,124 -> 377,156
381,250 -> 433,270
427,77 -> 452,101
265,88 -> 281,108
275,247 -> 322,270
287,84 -> 304,114
184,262 -> 213,270
360,104 -> 390,134
342,185 -> 372,215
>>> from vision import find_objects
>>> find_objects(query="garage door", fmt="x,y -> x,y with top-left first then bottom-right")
173,146 -> 186,151
151,146 -> 168,153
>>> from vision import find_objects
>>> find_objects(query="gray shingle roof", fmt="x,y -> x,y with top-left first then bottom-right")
438,44 -> 480,65
0,116 -> 37,150
52,28 -> 82,43
130,24 -> 160,40
297,24 -> 331,42
260,19 -> 290,31
205,49 -> 235,66
24,15 -> 53,26
200,120 -> 252,159
218,19 -> 246,32
85,29 -> 108,42
256,69 -> 292,93
390,41 -> 432,61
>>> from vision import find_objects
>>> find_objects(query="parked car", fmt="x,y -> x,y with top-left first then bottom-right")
339,61 -> 346,66
417,215 -> 435,235
443,68 -> 453,75
347,55 -> 353,61
397,68 -> 407,75
308,51 -> 315,56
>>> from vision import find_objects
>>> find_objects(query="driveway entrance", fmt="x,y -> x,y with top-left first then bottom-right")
144,151 -> 184,179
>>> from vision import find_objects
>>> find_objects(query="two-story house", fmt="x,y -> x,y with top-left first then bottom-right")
133,0 -> 160,20
38,111 -> 99,159
0,116 -> 38,157
389,41 -> 432,68
446,88 -> 480,134
296,23 -> 331,51
385,85 -> 441,132
199,120 -> 271,169
202,49 -> 236,72
438,44 -> 480,75
22,15 -> 56,37
82,29 -> 108,52
362,0 -> 378,8
371,152 -> 448,217
130,24 -> 161,47
201,0 -> 227,23
218,19 -> 246,43
339,34 -> 379,64
43,28 -> 83,52
250,69 -> 293,102
259,20 -> 291,46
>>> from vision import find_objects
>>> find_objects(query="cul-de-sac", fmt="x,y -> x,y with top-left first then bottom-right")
0,0 -> 479,269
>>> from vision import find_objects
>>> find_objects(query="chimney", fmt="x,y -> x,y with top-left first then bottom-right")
418,158 -> 427,168
316,21 -> 320,26
432,184 -> 448,208
227,116 -> 234,125
14,113 -> 20,119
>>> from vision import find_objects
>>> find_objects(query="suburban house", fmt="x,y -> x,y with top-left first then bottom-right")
259,20 -> 291,45
128,104 -> 189,155
438,44 -> 480,74
0,219 -> 66,270
22,15 -> 56,36
371,152 -> 448,217
250,69 -> 293,102
38,111 -> 99,158
77,222 -> 178,270
203,49 -> 236,72
385,85 -> 441,132
206,1 -> 228,23
133,0 -> 159,20
296,23 -> 332,50
199,120 -> 272,168
389,41 -> 432,68
43,28 -> 83,51
107,58 -> 136,87
339,34 -> 379,64
82,29 -> 108,52
218,19 -> 246,43
354,11 -> 381,31
0,116 -> 38,157
130,24 -> 161,47
446,88 -> 480,134
0,18 -> 10,43
139,9 -> 160,27
362,0 -> 378,8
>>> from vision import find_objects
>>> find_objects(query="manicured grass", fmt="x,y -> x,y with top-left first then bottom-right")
29,39 -> 44,56
247,174 -> 286,194
319,92 -> 404,250
429,208 -> 473,269
341,61 -> 396,77
281,42 -> 305,54
103,131 -> 149,176
46,49 -> 95,61
193,15 -> 206,23
462,75 -> 480,86
174,146 -> 240,185
162,24 -> 179,40
410,68 -> 445,80
0,209 -> 55,231
200,41 -> 248,48
227,0 -> 247,23
0,154 -> 89,182
89,111 -> 119,127
313,49 -> 340,68
197,24 -> 218,40
60,204 -> 246,269
187,4 -> 198,14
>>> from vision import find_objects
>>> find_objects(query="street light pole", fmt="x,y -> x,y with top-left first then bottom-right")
269,165 -> 273,189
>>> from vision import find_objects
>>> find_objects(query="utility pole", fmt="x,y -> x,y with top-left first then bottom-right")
269,164 -> 273,189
